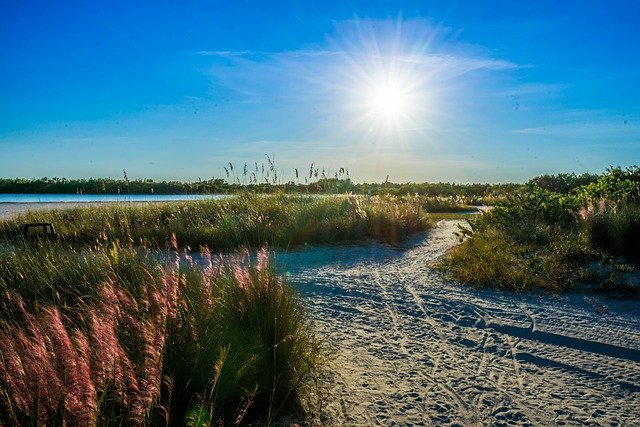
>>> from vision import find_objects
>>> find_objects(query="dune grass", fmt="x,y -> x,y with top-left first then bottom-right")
0,241 -> 321,425
0,193 -> 433,250
440,169 -> 640,293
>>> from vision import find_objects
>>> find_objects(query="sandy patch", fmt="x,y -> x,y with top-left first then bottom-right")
277,220 -> 640,425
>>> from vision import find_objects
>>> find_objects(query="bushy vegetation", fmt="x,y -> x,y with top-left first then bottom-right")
0,194 -> 433,250
0,242 -> 321,425
526,172 -> 598,194
441,167 -> 640,293
584,204 -> 640,264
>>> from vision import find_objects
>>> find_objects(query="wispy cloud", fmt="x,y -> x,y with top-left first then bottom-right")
193,49 -> 342,58
194,50 -> 256,57
509,121 -> 639,138
194,17 -> 522,105
195,49 -> 517,71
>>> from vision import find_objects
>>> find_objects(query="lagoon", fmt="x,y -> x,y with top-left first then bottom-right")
0,193 -> 232,219
0,193 -> 229,203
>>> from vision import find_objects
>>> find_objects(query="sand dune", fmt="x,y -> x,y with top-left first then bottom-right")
277,220 -> 640,425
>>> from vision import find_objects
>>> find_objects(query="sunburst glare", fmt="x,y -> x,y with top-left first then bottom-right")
366,73 -> 414,123
330,19 -> 440,149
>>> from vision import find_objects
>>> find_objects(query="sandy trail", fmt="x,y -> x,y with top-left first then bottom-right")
276,220 -> 640,425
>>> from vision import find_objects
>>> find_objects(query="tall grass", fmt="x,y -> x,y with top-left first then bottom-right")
0,193 -> 433,250
0,241 -> 321,425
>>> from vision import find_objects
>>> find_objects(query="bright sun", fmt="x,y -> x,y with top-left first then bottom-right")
370,81 -> 410,119
360,73 -> 417,130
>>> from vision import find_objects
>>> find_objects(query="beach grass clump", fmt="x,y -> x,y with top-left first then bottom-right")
441,225 -> 581,292
0,193 -> 433,250
439,170 -> 640,293
0,242 -> 321,425
442,228 -> 538,291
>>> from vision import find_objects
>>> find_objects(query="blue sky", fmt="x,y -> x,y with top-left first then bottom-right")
1,1 -> 639,183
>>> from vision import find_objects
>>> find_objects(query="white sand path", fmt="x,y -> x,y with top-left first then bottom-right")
276,220 -> 640,425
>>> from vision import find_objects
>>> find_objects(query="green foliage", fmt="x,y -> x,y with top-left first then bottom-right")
579,166 -> 640,205
471,187 -> 579,245
442,166 -> 640,292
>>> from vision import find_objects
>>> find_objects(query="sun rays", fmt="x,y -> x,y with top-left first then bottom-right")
327,19 -> 440,150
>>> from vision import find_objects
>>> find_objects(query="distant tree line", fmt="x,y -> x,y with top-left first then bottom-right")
0,176 -> 520,198
0,177 -> 231,195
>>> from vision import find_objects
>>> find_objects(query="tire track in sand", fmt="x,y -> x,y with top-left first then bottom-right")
277,220 -> 640,425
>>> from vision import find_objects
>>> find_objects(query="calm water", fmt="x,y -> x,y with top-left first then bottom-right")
0,194 -> 230,203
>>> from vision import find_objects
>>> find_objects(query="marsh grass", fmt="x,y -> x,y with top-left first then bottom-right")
0,193 -> 433,250
0,242 -> 321,425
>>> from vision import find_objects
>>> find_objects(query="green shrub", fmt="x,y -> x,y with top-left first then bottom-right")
584,204 -> 640,264
579,166 -> 640,205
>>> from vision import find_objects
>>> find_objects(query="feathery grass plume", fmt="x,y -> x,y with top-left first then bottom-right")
0,302 -> 98,424
2,317 -> 65,424
42,308 -> 96,424
0,237 -> 324,424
